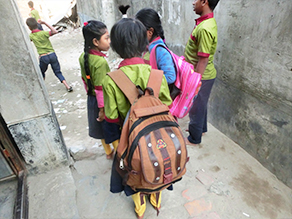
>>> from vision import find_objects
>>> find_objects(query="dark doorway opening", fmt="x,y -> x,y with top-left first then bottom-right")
0,114 -> 28,219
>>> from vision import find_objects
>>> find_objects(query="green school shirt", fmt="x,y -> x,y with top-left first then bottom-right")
79,51 -> 110,96
184,13 -> 218,80
102,58 -> 172,122
29,30 -> 54,55
30,9 -> 40,21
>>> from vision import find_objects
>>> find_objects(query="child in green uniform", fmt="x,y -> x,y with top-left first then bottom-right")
28,1 -> 43,30
26,17 -> 72,91
79,20 -> 120,159
184,0 -> 220,145
103,18 -> 172,219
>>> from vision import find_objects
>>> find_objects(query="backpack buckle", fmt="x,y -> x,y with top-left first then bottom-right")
163,173 -> 173,184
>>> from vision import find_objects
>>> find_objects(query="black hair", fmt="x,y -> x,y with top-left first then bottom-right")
110,18 -> 148,59
135,8 -> 165,42
82,20 -> 107,95
26,17 -> 38,30
118,5 -> 130,15
28,1 -> 33,8
208,0 -> 220,10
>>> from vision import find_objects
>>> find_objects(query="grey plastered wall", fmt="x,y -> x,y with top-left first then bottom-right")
77,0 -> 195,55
0,0 -> 69,174
209,0 -> 292,188
72,0 -> 292,187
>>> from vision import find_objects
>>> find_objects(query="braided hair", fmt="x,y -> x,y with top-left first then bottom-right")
135,8 -> 165,43
82,20 -> 107,95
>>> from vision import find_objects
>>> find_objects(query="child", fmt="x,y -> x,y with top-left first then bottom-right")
26,18 -> 72,92
135,8 -> 177,97
103,18 -> 172,219
27,1 -> 43,30
184,0 -> 220,145
79,20 -> 120,159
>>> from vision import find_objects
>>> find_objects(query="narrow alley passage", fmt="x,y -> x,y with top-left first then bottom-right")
23,28 -> 292,219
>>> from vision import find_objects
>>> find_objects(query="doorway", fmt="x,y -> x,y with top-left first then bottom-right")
0,114 -> 25,180
0,113 -> 28,219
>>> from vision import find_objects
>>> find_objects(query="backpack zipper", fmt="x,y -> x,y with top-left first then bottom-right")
128,112 -> 169,137
127,120 -> 179,169
119,112 -> 170,169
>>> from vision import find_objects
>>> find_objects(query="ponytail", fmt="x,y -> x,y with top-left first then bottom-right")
83,42 -> 93,95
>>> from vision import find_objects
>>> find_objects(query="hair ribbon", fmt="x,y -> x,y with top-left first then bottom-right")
84,22 -> 88,26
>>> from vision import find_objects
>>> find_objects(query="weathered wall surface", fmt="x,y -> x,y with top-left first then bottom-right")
77,0 -> 195,55
210,0 -> 292,188
0,0 -> 69,174
76,0 -> 292,188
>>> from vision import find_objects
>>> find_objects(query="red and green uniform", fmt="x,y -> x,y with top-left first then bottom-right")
102,57 -> 172,123
79,50 -> 110,108
184,13 -> 218,80
184,12 -> 218,145
29,30 -> 54,55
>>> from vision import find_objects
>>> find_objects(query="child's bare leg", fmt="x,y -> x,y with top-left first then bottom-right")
61,80 -> 73,92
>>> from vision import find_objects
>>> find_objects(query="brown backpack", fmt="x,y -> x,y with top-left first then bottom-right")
108,69 -> 188,194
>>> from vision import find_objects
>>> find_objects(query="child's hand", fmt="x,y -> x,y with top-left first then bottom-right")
38,19 -> 44,24
97,108 -> 105,122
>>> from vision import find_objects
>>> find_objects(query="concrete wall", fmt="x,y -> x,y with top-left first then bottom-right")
210,0 -> 292,188
0,0 -> 69,174
77,0 -> 195,55
76,0 -> 292,188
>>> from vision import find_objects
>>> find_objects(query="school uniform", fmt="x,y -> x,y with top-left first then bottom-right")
103,57 -> 172,124
102,57 -> 173,201
184,12 -> 218,144
103,57 -> 173,217
79,50 -> 120,143
29,30 -> 65,82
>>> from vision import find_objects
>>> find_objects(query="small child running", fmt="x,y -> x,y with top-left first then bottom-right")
79,20 -> 120,159
26,18 -> 72,92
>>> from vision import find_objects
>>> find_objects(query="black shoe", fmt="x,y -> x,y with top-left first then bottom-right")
67,86 -> 73,92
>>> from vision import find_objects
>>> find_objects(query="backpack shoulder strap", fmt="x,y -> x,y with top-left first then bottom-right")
149,44 -> 178,73
147,69 -> 164,98
107,69 -> 138,104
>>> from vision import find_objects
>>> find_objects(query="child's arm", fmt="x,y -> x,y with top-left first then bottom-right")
38,20 -> 58,35
195,57 -> 209,75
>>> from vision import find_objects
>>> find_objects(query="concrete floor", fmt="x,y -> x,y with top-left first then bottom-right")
25,121 -> 292,219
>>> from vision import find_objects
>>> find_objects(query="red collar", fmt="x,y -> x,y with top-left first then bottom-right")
31,29 -> 41,33
31,8 -> 34,11
118,57 -> 147,68
89,49 -> 107,57
195,13 -> 214,25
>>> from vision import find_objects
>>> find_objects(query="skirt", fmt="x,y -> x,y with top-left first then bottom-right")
87,95 -> 121,143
